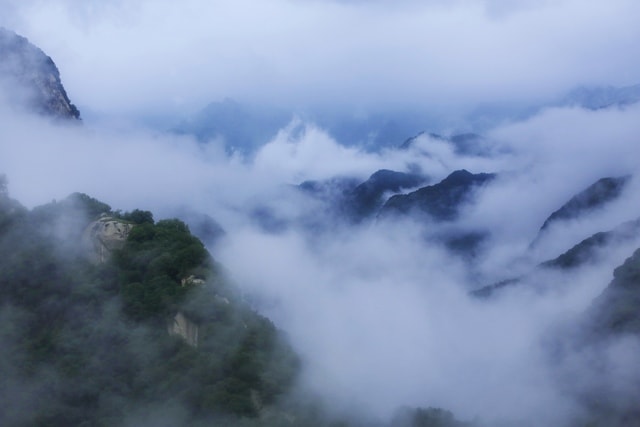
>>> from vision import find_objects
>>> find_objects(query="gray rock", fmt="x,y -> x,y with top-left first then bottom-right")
83,217 -> 134,263
0,27 -> 80,120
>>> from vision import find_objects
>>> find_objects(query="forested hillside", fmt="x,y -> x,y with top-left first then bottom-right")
0,178 -> 299,426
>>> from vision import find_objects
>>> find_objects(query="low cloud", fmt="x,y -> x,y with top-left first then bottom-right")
2,52 -> 640,424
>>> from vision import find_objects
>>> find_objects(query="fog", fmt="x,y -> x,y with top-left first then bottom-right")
2,95 -> 640,424
2,1 -> 640,425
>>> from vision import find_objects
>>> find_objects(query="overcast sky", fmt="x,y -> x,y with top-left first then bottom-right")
2,0 -> 640,118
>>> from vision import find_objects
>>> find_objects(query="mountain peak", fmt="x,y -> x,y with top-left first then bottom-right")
0,27 -> 80,120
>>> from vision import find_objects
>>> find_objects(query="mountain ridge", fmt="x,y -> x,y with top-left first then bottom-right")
0,27 -> 80,120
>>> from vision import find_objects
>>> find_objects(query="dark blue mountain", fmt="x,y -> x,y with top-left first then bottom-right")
381,169 -> 496,221
531,175 -> 631,247
346,169 -> 427,220
298,170 -> 427,224
473,217 -> 640,298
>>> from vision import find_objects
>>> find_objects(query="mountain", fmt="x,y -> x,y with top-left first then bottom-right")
311,109 -> 430,150
381,169 -> 496,222
174,99 -> 431,153
531,175 -> 631,247
474,217 -> 640,297
173,98 -> 290,153
346,169 -> 428,220
474,173 -> 637,298
0,189 -> 299,426
400,132 -> 490,157
0,28 -> 80,120
462,83 -> 640,133
4,23 -> 640,426
588,246 -> 640,335
562,247 -> 640,425
295,169 -> 427,227
560,84 -> 640,110
541,218 -> 640,270
174,83 -> 640,154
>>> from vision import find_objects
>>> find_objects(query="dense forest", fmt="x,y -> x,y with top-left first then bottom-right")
0,176 -> 303,426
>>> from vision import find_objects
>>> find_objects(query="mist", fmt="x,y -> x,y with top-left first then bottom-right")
2,93 -> 640,424
2,1 -> 640,425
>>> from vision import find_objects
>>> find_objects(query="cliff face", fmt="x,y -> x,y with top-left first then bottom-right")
0,27 -> 80,120
168,311 -> 200,347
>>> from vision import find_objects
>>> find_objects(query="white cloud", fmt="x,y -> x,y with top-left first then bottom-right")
2,0 -> 639,119
1,93 -> 640,424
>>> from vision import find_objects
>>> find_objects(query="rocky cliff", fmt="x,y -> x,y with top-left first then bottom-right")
0,27 -> 80,120
83,216 -> 134,263
168,311 -> 200,347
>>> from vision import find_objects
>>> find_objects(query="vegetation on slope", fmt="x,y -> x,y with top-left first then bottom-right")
0,182 -> 299,426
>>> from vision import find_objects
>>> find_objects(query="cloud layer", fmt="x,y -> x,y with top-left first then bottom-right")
2,0 -> 640,118
2,2 -> 640,424
3,98 -> 640,424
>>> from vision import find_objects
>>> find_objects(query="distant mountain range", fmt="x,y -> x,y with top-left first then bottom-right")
473,174 -> 638,298
173,99 -> 430,154
172,84 -> 640,154
559,84 -> 640,110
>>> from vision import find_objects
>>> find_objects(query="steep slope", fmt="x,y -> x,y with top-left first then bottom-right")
563,247 -> 640,426
0,28 -> 80,120
541,218 -> 640,270
345,169 -> 427,221
0,189 -> 299,426
297,169 -> 427,224
381,169 -> 495,221
531,175 -> 631,247
588,247 -> 640,335
473,217 -> 640,297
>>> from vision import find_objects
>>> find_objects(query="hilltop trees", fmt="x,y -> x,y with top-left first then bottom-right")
0,188 -> 299,426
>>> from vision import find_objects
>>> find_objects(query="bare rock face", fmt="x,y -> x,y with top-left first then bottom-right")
83,217 -> 134,263
168,311 -> 199,347
0,27 -> 80,120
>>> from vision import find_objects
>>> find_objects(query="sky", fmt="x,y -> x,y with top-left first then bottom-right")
2,1 -> 640,425
1,0 -> 640,119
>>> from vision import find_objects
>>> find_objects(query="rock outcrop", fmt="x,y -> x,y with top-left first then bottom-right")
83,217 -> 134,263
0,27 -> 80,120
168,311 -> 199,347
